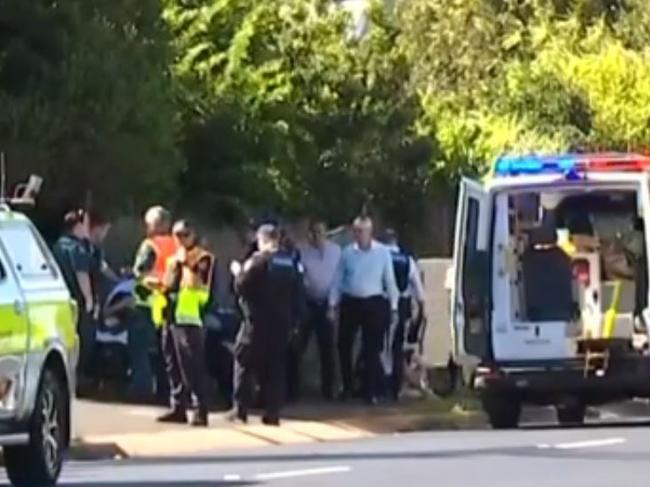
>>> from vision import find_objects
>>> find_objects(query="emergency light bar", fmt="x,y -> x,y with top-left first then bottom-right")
493,153 -> 650,177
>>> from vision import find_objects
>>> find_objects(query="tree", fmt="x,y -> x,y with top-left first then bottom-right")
166,0 -> 433,232
0,0 -> 180,233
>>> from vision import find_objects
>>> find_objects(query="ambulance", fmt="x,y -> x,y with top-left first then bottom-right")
452,153 -> 650,428
0,175 -> 77,486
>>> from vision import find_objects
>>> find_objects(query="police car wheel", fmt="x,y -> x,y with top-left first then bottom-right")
4,368 -> 67,487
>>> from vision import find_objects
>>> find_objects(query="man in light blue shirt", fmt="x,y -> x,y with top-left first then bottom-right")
292,220 -> 342,400
328,216 -> 399,404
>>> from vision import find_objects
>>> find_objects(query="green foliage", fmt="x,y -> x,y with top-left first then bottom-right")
0,0 -> 179,218
400,0 -> 650,178
7,0 -> 650,244
166,0 -> 432,229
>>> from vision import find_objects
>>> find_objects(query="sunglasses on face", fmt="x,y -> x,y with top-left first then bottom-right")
174,231 -> 191,239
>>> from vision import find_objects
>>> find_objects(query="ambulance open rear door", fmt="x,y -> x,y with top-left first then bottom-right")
451,178 -> 492,368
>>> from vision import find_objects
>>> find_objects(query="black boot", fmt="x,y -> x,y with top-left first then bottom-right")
225,407 -> 248,424
157,408 -> 187,424
191,410 -> 209,427
262,416 -> 280,427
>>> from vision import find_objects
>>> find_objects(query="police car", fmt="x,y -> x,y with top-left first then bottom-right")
0,176 -> 77,485
452,153 -> 650,428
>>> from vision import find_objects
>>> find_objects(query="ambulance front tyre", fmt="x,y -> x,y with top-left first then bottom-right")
481,393 -> 521,429
5,368 -> 68,487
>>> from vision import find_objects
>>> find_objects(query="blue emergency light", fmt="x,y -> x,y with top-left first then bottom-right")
493,152 -> 650,177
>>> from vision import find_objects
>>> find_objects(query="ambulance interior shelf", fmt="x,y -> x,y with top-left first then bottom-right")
506,190 -> 646,347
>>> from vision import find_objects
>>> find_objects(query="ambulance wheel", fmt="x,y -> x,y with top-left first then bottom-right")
556,401 -> 586,426
482,393 -> 521,429
4,368 -> 67,487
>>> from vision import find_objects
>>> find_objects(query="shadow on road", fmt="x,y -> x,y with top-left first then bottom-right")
56,483 -> 256,487
521,419 -> 650,431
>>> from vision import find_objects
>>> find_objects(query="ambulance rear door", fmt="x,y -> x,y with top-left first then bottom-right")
451,177 -> 493,365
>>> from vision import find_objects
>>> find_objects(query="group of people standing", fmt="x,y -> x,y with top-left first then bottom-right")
53,204 -> 425,428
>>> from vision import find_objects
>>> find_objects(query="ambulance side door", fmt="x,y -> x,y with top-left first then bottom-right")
0,224 -> 31,419
451,178 -> 492,363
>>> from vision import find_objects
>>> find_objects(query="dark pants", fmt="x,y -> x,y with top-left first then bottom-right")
390,298 -> 411,399
162,324 -> 208,413
76,311 -> 97,394
205,330 -> 234,409
234,338 -> 288,422
287,300 -> 335,400
338,295 -> 387,400
128,307 -> 155,399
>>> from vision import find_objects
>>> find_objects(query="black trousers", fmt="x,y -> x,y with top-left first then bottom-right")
162,324 -> 208,413
287,300 -> 335,400
390,298 -> 412,398
234,337 -> 288,422
338,295 -> 387,400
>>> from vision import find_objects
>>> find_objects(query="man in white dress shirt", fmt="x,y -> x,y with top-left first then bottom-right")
293,220 -> 341,400
329,216 -> 399,404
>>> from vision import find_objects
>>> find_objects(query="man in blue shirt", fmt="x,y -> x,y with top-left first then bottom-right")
329,216 -> 399,404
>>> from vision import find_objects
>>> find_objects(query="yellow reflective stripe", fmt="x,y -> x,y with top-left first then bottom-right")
150,292 -> 167,328
174,288 -> 208,326
0,303 -> 28,355
28,300 -> 77,351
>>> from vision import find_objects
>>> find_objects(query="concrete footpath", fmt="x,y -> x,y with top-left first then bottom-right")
70,396 -> 484,460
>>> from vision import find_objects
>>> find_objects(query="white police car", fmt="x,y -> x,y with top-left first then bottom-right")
452,153 -> 650,428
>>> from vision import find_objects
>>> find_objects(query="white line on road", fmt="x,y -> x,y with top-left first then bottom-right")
223,474 -> 242,481
537,437 -> 626,450
254,466 -> 352,480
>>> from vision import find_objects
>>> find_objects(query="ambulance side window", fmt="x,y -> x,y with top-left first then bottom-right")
1,224 -> 55,280
462,198 -> 488,356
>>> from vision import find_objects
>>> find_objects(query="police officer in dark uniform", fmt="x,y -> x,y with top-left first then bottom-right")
229,224 -> 306,425
384,229 -> 425,401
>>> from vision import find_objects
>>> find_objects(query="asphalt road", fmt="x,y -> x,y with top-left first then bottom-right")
6,406 -> 650,487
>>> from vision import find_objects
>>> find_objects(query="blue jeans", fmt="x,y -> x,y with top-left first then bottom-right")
128,307 -> 155,399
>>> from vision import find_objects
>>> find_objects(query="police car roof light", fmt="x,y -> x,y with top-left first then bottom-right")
493,152 -> 650,177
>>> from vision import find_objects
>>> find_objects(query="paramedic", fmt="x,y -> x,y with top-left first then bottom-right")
87,212 -> 118,310
329,216 -> 399,405
131,206 -> 178,400
158,221 -> 214,427
53,209 -> 94,394
229,224 -> 305,426
292,219 -> 341,400
384,229 -> 425,401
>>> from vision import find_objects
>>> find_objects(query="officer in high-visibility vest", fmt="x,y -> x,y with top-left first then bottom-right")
158,220 -> 214,427
130,206 -> 178,400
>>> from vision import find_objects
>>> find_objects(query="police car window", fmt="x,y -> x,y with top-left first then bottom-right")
0,224 -> 55,279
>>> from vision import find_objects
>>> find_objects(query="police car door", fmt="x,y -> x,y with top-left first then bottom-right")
0,224 -> 31,417
451,178 -> 492,365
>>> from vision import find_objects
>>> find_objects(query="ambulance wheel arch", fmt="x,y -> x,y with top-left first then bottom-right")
451,177 -> 492,370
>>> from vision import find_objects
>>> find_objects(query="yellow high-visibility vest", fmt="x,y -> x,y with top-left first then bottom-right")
172,247 -> 214,326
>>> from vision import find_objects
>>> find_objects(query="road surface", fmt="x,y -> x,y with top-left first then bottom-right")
6,410 -> 650,487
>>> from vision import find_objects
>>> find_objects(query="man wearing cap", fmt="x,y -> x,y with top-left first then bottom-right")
229,224 -> 306,426
158,220 -> 214,426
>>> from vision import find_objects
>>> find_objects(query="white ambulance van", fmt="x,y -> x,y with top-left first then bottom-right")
453,153 -> 650,428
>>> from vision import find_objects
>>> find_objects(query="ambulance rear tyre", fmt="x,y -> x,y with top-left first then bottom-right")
556,401 -> 586,426
482,394 -> 521,429
4,368 -> 67,487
